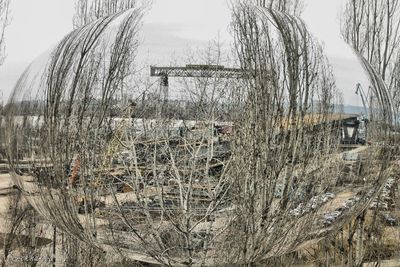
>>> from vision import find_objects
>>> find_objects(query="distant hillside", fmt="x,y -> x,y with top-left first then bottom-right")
336,104 -> 365,115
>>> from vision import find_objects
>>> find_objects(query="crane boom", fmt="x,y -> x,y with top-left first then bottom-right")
355,83 -> 369,144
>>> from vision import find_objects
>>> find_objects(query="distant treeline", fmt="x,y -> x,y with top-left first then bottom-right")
1,97 -> 242,121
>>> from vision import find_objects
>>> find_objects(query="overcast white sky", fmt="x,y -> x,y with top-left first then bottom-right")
0,0 -> 368,106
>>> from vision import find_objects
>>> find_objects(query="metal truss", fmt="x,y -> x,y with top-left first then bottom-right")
150,65 -> 246,79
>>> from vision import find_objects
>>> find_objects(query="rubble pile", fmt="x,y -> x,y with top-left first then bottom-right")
290,192 -> 335,217
322,195 -> 361,226
370,177 -> 395,210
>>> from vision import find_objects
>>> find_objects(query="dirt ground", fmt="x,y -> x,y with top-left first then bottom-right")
0,173 -> 13,230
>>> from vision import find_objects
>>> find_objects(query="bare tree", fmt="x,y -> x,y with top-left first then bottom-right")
223,2 -> 343,264
0,0 -> 10,66
340,2 -> 400,265
5,4 -> 145,263
342,0 -> 400,115
0,0 -> 10,161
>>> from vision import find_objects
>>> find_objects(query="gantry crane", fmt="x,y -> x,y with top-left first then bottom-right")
150,64 -> 246,105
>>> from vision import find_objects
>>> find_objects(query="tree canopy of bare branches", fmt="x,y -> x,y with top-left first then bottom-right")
256,0 -> 303,15
342,0 -> 400,119
73,0 -> 141,29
